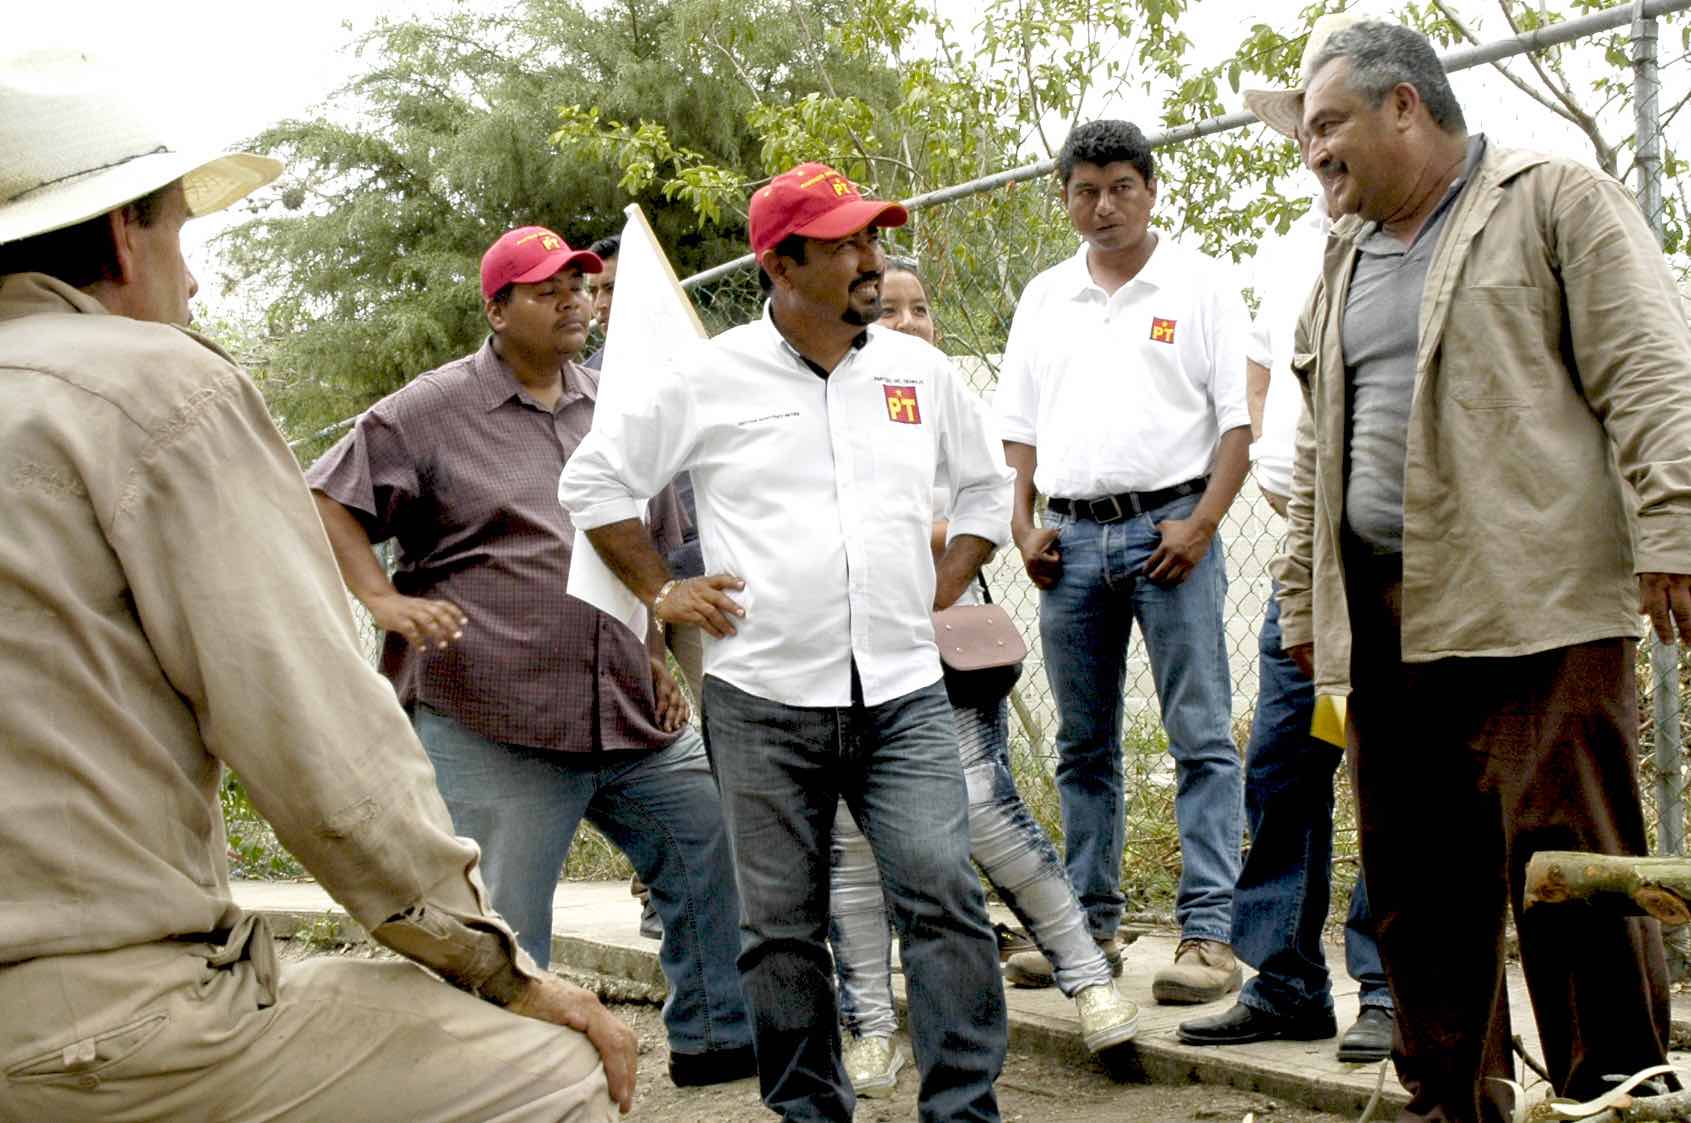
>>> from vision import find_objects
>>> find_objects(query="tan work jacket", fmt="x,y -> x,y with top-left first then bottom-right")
0,275 -> 537,1001
1275,142 -> 1691,697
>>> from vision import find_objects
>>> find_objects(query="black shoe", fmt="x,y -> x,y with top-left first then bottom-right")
1337,1005 -> 1394,1063
669,1044 -> 758,1088
638,896 -> 663,940
1178,1001 -> 1337,1047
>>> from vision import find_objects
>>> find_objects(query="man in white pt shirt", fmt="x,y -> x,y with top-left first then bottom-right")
1179,22 -> 1395,1059
559,163 -> 1013,1123
995,119 -> 1252,1006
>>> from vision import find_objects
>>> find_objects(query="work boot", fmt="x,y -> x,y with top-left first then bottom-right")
994,922 -> 1036,963
1152,938 -> 1242,1005
1003,934 -> 1122,988
1178,1001 -> 1336,1046
1075,981 -> 1139,1053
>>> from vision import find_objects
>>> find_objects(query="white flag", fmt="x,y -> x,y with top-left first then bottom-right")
564,204 -> 709,636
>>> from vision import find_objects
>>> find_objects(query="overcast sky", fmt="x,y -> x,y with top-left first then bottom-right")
13,0 -> 1674,317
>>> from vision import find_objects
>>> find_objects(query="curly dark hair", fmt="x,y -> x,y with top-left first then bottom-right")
1056,120 -> 1154,189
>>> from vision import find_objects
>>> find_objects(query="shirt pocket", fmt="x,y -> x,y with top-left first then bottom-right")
1440,285 -> 1551,409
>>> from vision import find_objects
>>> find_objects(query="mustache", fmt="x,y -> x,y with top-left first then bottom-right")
850,271 -> 882,290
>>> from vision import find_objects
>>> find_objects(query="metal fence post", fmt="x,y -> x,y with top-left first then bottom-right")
1632,0 -> 1688,978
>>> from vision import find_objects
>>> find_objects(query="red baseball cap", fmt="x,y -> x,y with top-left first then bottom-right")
748,163 -> 909,258
480,226 -> 602,300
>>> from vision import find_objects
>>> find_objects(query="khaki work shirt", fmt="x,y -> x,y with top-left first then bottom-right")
1276,143 -> 1691,696
0,274 -> 538,1001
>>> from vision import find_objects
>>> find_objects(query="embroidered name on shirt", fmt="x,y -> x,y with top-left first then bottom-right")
883,385 -> 921,424
1150,317 -> 1177,344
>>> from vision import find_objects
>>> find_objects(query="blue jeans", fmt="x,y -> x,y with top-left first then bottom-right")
830,698 -> 1110,1037
702,676 -> 1006,1123
1232,592 -> 1393,1017
1039,493 -> 1244,942
412,707 -> 751,1057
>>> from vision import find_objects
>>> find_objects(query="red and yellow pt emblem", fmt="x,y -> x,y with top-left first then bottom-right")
1150,317 -> 1177,344
884,385 -> 922,424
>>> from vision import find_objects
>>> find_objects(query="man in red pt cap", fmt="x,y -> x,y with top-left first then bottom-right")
560,165 -> 1015,1121
308,226 -> 755,1090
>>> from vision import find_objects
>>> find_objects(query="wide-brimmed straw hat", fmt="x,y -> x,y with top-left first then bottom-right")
1243,12 -> 1366,140
0,49 -> 282,246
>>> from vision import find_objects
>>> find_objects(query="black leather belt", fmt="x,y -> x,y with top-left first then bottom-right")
1047,477 -> 1208,524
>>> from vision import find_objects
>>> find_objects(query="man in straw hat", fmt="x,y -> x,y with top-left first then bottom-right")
0,50 -> 633,1121
1177,12 -> 1395,1066
1275,18 -> 1691,1119
560,162 -> 1013,1121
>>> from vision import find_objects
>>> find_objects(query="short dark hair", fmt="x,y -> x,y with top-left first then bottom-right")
1309,21 -> 1466,133
1056,121 -> 1155,188
589,234 -> 620,261
756,233 -> 809,294
0,181 -> 177,290
487,283 -> 514,307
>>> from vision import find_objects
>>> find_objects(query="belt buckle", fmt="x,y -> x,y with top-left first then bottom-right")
1092,494 -> 1126,523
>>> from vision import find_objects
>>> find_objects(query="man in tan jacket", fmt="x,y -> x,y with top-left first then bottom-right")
0,51 -> 633,1121
1278,20 -> 1691,1122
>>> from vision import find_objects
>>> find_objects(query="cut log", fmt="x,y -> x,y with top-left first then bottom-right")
1523,851 -> 1691,927
1581,1086 -> 1691,1120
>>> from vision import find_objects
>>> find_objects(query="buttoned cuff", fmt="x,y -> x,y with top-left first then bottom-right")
1633,514 -> 1691,576
371,903 -> 546,1005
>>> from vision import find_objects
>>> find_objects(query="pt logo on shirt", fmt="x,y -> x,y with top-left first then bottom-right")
883,385 -> 922,425
1150,317 -> 1177,344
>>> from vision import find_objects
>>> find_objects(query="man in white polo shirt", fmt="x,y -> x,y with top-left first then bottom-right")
560,163 -> 1013,1123
995,119 -> 1251,1005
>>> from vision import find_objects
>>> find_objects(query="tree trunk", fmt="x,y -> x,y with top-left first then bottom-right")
1523,851 -> 1691,927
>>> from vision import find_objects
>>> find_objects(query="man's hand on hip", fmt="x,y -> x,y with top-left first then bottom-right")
655,574 -> 746,639
1014,525 -> 1062,590
1145,515 -> 1215,585
366,592 -> 466,650
1640,573 -> 1691,645
506,974 -> 638,1113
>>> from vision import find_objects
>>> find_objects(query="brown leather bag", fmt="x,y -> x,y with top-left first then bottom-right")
932,576 -> 1027,707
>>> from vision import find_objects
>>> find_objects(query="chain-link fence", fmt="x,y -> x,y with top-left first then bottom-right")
277,2 -> 1691,925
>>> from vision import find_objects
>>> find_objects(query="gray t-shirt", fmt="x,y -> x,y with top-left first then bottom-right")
1341,135 -> 1487,554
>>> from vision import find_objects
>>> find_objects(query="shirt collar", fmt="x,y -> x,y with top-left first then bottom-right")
471,337 -> 594,413
760,300 -> 870,378
1060,233 -> 1172,301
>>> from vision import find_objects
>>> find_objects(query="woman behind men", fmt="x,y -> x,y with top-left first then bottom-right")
828,260 -> 1139,1097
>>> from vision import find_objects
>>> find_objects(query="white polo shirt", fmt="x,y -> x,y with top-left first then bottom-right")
560,306 -> 1014,709
994,236 -> 1251,499
1247,195 -> 1329,500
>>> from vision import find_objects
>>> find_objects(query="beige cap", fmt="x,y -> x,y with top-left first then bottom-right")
1243,13 -> 1367,140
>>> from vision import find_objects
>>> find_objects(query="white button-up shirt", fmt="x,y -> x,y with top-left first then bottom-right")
1247,196 -> 1329,500
994,237 -> 1251,499
559,306 -> 1014,708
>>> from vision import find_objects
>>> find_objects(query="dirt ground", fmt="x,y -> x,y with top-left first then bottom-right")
609,1001 -> 1352,1123
280,939 -> 1351,1122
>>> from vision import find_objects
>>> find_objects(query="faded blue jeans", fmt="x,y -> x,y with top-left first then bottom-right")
830,697 -> 1110,1040
1232,590 -> 1393,1018
412,707 -> 751,1058
1039,493 -> 1244,943
702,675 -> 1006,1123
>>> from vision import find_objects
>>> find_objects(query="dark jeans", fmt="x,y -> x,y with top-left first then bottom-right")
1233,590 -> 1391,1018
702,675 -> 1006,1123
1347,553 -> 1670,1123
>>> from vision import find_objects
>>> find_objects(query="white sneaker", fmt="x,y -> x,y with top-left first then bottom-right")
841,1034 -> 904,1098
1075,982 -> 1139,1053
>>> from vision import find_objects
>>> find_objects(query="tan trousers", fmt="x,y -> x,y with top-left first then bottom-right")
0,916 -> 614,1123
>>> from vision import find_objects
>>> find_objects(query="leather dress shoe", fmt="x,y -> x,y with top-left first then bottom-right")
1337,1005 -> 1394,1063
1178,1001 -> 1337,1047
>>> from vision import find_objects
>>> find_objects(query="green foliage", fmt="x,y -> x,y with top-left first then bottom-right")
221,772 -> 305,880
220,0 -> 901,447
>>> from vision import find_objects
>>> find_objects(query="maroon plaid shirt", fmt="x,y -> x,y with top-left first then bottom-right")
307,339 -> 684,754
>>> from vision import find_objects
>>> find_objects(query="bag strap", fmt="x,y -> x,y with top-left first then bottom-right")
975,572 -> 993,604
